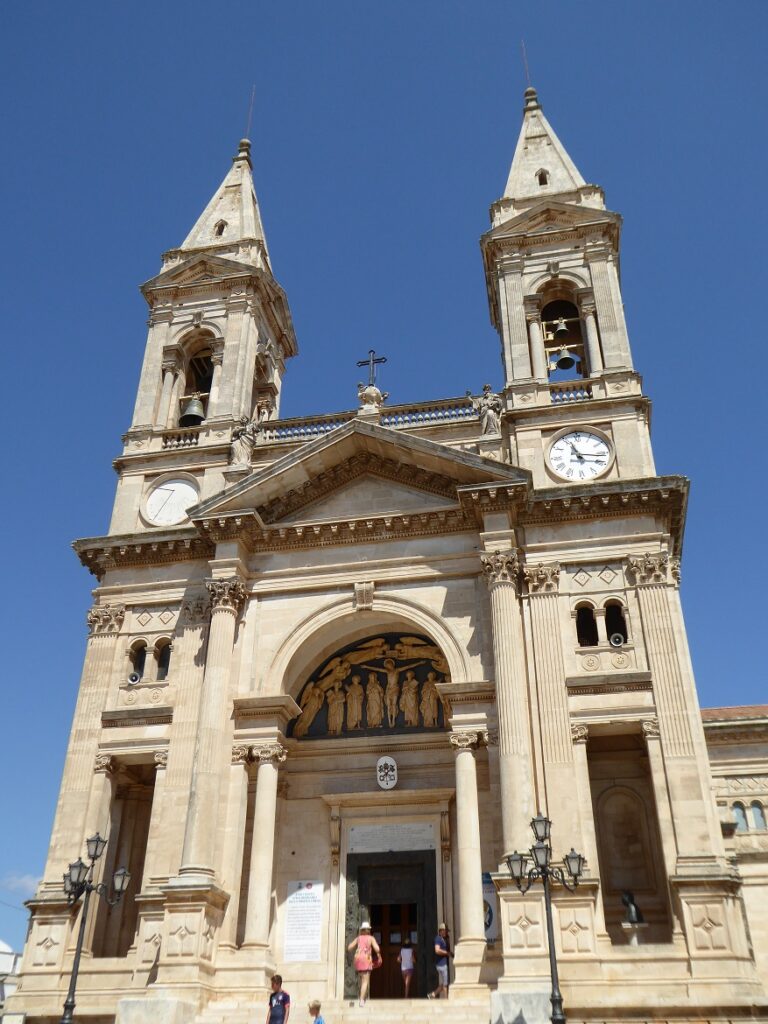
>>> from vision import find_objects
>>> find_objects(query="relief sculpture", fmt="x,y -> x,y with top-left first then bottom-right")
291,633 -> 448,738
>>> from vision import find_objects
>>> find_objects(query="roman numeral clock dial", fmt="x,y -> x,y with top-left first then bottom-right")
547,430 -> 613,481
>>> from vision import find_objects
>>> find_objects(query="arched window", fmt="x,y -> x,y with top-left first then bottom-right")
733,802 -> 748,832
178,330 -> 215,426
155,639 -> 172,682
751,801 -> 767,830
576,605 -> 599,647
129,641 -> 147,681
541,297 -> 586,381
214,219 -> 227,237
537,169 -> 549,187
605,601 -> 629,643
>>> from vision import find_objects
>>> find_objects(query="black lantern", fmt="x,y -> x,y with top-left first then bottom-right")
564,848 -> 585,881
86,833 -> 107,862
506,850 -> 527,882
531,813 -> 552,842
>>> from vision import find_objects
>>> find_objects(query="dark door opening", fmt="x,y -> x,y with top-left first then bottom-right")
369,902 -> 418,999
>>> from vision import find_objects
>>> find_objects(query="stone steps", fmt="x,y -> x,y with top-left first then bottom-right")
196,996 -> 490,1024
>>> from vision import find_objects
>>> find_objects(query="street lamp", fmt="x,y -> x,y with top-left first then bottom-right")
59,833 -> 131,1024
505,815 -> 584,1024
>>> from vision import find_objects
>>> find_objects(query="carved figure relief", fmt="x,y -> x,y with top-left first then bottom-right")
290,633 -> 448,739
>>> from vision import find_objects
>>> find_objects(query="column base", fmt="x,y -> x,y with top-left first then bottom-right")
452,935 -> 486,990
490,990 -> 551,1024
116,996 -> 197,1024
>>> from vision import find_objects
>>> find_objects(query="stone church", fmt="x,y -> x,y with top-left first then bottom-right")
8,89 -> 768,1024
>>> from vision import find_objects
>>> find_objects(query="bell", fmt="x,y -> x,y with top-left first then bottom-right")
554,346 -> 576,371
179,395 -> 205,427
553,317 -> 570,338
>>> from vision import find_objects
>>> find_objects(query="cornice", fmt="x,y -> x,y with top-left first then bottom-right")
101,706 -> 174,728
74,530 -> 214,580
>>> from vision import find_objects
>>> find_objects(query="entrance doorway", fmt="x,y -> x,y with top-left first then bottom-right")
344,850 -> 438,1000
369,902 -> 418,999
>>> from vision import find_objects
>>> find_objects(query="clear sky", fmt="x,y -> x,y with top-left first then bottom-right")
1,0 -> 766,949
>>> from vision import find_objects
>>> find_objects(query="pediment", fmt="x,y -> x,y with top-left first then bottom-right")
487,200 -> 619,239
279,473 -> 458,525
142,253 -> 259,292
191,419 -> 530,531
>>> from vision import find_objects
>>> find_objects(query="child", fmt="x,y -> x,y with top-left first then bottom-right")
397,936 -> 416,997
266,974 -> 290,1024
308,999 -> 324,1024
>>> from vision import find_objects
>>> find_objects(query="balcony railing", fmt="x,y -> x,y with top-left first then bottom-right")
549,381 -> 593,404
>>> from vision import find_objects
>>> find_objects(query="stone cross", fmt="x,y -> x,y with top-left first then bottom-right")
356,349 -> 387,387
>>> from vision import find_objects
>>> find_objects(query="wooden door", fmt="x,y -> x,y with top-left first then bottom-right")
369,902 -> 419,999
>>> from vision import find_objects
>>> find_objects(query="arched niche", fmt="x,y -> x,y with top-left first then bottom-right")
289,631 -> 450,739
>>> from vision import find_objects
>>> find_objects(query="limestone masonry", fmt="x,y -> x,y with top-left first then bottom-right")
8,88 -> 768,1024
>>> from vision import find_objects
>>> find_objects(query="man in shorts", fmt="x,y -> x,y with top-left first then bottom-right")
266,974 -> 290,1024
428,923 -> 453,998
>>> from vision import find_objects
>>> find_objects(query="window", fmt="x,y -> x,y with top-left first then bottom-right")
751,801 -> 767,830
537,169 -> 549,187
129,641 -> 147,681
214,219 -> 227,237
576,605 -> 599,647
155,639 -> 172,681
605,601 -> 629,643
733,802 -> 748,832
541,298 -> 586,380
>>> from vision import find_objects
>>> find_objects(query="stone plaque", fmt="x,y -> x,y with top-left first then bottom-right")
348,822 -> 435,854
284,881 -> 324,962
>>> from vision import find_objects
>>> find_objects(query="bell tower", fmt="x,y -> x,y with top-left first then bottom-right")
481,87 -> 654,486
111,138 -> 297,535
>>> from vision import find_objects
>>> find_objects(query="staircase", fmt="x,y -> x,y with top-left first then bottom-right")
196,996 -> 490,1024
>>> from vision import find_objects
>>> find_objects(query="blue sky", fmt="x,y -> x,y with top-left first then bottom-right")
1,0 -> 766,948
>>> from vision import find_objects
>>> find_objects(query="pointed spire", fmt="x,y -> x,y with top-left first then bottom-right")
503,87 -> 593,203
179,138 -> 270,269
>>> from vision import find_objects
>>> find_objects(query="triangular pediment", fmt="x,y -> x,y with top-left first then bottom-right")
142,253 -> 260,292
487,200 -> 619,240
191,419 -> 530,530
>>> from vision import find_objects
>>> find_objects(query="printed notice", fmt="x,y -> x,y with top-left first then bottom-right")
347,822 -> 435,853
284,880 -> 324,962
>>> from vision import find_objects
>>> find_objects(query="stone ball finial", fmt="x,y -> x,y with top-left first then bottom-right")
524,86 -> 540,110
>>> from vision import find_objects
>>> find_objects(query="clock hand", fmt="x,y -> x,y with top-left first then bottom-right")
153,488 -> 175,515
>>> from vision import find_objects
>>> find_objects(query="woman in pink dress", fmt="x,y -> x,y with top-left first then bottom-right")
347,921 -> 381,1007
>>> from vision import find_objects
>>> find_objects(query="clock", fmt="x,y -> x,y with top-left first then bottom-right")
144,479 -> 199,526
547,430 -> 613,481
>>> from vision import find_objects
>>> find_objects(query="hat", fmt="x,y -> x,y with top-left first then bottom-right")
360,921 -> 371,930
438,922 -> 447,930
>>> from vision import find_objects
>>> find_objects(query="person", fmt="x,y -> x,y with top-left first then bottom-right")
266,974 -> 290,1024
397,936 -> 416,997
307,998 -> 324,1024
428,923 -> 453,999
347,921 -> 381,1007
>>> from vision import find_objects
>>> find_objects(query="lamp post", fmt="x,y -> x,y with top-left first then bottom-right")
505,814 -> 585,1024
60,833 -> 131,1024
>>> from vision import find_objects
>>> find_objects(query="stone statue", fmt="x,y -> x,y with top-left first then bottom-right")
365,672 -> 384,728
357,382 -> 389,412
326,681 -> 346,736
229,416 -> 256,466
317,657 -> 352,689
467,383 -> 502,435
399,670 -> 420,727
293,681 -> 324,739
420,671 -> 441,728
621,891 -> 644,924
346,675 -> 364,730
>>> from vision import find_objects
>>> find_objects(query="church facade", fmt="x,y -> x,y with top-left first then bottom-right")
8,90 -> 768,1024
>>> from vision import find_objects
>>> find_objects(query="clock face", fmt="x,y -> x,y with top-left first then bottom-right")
548,431 -> 612,481
144,479 -> 199,526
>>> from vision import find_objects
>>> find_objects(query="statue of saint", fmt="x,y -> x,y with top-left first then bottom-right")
365,672 -> 384,728
399,671 -> 420,727
326,681 -> 346,736
420,671 -> 441,728
229,416 -> 256,466
293,681 -> 324,738
346,675 -> 364,730
467,384 -> 502,435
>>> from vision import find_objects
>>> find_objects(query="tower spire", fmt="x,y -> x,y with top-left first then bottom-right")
502,87 -> 595,205
178,137 -> 270,269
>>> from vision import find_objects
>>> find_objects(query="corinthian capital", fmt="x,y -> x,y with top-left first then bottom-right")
251,742 -> 287,765
205,578 -> 247,614
480,550 -> 521,589
450,730 -> 480,751
523,562 -> 561,594
87,605 -> 125,635
626,553 -> 676,586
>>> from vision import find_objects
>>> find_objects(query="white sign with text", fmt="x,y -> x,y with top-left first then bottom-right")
284,880 -> 324,962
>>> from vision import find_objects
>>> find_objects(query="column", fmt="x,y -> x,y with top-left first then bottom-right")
480,551 -> 534,856
243,742 -> 287,947
206,343 -> 225,420
523,563 -> 580,846
130,310 -> 173,430
626,554 -> 714,859
498,258 -> 532,383
139,751 -> 169,888
580,301 -> 604,375
570,724 -> 607,936
80,754 -> 117,953
527,315 -> 548,381
586,252 -> 630,369
218,745 -> 252,949
180,578 -> 246,877
450,731 -> 486,990
156,364 -> 177,429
